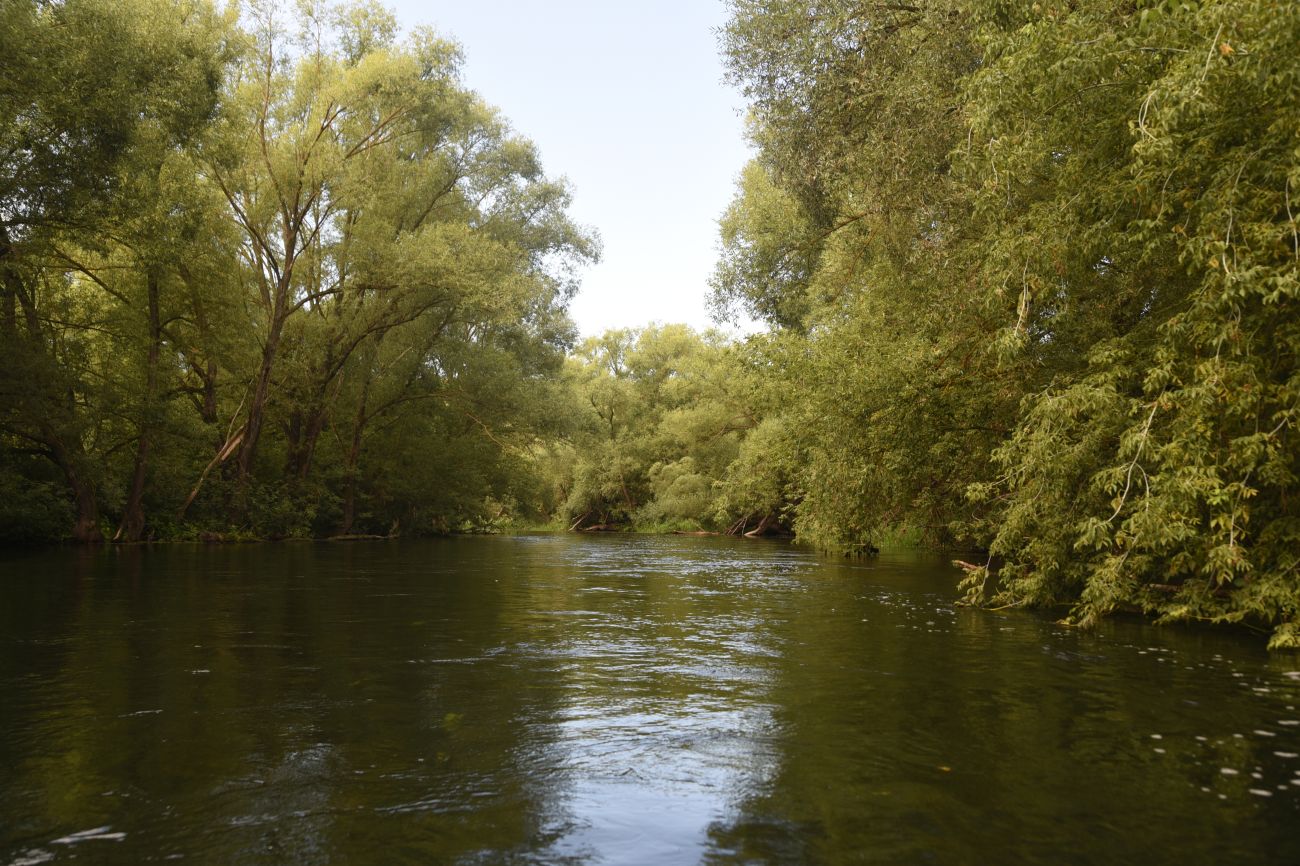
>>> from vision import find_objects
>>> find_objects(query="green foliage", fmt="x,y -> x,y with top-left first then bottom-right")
641,458 -> 715,527
543,325 -> 783,533
0,0 -> 234,233
716,0 -> 1009,553
717,0 -> 1300,644
711,413 -> 802,532
961,0 -> 1300,644
0,0 -> 594,544
711,162 -> 820,329
5,0 -> 1298,649
0,460 -> 73,543
0,0 -> 236,542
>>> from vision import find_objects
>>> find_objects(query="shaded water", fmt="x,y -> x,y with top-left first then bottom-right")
1,534 -> 1299,865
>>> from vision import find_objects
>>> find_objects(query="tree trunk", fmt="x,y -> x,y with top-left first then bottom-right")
284,408 -> 303,474
298,409 -> 326,480
233,297 -> 289,519
201,359 -> 219,424
237,334 -> 277,485
117,271 -> 162,542
177,424 -> 244,522
285,400 -> 328,481
176,262 -> 220,427
50,438 -> 102,543
338,427 -> 363,536
337,376 -> 373,536
3,228 -> 101,542
234,232 -> 299,511
0,231 -> 16,339
1,226 -> 42,339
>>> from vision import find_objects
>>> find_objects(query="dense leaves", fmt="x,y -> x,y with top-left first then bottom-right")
3,0 -> 1297,649
548,326 -> 778,534
713,0 -> 1300,647
0,0 -> 594,542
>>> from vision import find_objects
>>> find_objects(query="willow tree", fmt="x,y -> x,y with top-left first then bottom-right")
959,0 -> 1300,647
716,0 -> 1018,552
0,0 -> 232,541
718,0 -> 1300,643
200,2 -> 594,525
0,0 -> 594,541
547,326 -> 769,533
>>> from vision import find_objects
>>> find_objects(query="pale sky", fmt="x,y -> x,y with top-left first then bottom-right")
385,0 -> 754,338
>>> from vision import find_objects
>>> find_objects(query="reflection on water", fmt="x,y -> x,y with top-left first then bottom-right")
1,535 -> 1298,865
518,539 -> 789,863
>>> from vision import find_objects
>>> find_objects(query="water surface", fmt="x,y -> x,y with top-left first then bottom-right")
1,535 -> 1298,864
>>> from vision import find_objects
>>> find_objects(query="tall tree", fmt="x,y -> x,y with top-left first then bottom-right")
0,0 -> 233,541
715,0 -> 1300,644
204,3 -> 593,522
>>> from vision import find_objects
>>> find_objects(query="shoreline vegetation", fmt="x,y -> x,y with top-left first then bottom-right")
2,0 -> 1298,647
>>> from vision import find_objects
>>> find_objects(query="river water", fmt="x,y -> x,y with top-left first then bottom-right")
1,535 -> 1298,864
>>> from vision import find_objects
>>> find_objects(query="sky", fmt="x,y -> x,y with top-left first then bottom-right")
385,0 -> 754,338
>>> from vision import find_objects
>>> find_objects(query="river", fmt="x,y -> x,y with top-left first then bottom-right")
1,535 -> 1298,864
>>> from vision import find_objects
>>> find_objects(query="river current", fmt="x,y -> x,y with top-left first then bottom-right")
1,535 -> 1298,864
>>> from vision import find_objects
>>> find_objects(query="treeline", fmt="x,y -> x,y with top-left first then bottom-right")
0,0 -> 594,543
553,0 -> 1296,647
5,0 -> 1299,647
538,325 -> 797,537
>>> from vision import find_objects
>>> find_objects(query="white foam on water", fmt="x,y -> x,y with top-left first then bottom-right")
8,850 -> 54,866
50,826 -> 126,845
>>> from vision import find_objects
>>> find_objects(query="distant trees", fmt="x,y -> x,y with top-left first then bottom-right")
0,0 -> 595,542
540,325 -> 795,536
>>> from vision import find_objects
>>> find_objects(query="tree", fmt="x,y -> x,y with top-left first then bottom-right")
549,325 -> 771,533
960,0 -> 1300,648
716,0 -> 1300,644
0,0 -> 233,541
716,0 -> 1008,551
0,0 -> 595,542
202,4 -> 593,527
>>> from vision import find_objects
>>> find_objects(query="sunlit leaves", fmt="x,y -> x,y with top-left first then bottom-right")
719,0 -> 1300,645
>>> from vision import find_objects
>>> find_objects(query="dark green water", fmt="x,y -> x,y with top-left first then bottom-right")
1,535 -> 1299,865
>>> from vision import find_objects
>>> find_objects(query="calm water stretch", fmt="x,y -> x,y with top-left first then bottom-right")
2,535 -> 1299,865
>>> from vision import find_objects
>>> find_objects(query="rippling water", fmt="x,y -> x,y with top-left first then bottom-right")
1,535 -> 1298,864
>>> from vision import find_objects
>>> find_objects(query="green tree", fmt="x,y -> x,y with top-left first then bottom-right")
0,0 -> 233,541
716,0 -> 1008,551
961,0 -> 1300,647
201,3 -> 593,529
551,325 -> 771,533
0,0 -> 594,543
716,0 -> 1300,644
